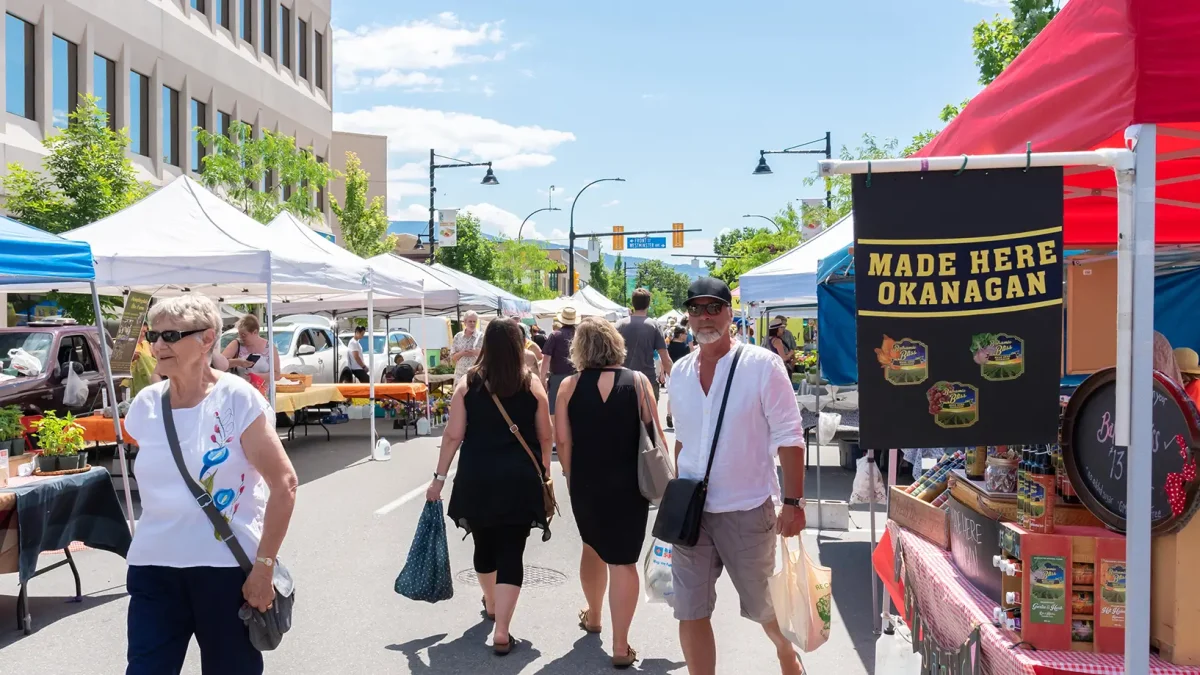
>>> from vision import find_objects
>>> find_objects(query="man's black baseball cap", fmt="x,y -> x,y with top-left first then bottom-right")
686,277 -> 733,306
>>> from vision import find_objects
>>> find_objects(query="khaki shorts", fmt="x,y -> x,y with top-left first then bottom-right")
671,499 -> 778,623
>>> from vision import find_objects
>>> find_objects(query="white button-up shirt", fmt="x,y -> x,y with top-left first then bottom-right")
669,341 -> 805,513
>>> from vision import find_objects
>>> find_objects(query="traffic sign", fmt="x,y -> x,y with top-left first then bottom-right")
627,236 -> 666,249
613,225 -> 625,251
672,222 -> 684,247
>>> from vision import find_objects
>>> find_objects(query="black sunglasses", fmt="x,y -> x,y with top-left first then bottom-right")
146,329 -> 206,344
686,302 -> 728,317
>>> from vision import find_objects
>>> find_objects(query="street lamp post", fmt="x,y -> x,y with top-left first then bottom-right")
742,213 -> 780,230
753,131 -> 833,210
518,206 -> 561,242
567,177 -> 625,294
428,149 -> 499,262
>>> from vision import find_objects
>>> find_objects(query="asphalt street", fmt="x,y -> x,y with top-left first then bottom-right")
0,406 -> 889,674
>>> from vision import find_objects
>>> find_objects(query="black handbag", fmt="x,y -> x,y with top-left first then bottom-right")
161,388 -> 295,652
651,345 -> 744,547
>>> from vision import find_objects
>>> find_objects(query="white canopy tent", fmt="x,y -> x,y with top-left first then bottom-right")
575,285 -> 629,319
429,264 -> 533,317
737,212 -> 854,309
530,295 -> 621,322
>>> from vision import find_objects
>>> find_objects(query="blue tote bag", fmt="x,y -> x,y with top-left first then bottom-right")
395,501 -> 455,603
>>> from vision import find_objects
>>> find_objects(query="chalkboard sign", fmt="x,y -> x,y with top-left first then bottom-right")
948,496 -> 1002,601
1061,367 -> 1200,534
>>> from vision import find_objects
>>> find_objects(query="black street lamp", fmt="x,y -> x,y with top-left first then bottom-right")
742,213 -> 780,230
753,131 -> 833,210
567,177 -> 625,294
518,206 -> 561,242
428,149 -> 499,262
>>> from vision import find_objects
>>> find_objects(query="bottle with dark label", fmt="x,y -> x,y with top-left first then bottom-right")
1017,446 -> 1029,527
1029,446 -> 1057,534
966,445 -> 987,480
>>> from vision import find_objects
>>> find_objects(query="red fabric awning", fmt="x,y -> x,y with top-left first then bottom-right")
916,0 -> 1200,246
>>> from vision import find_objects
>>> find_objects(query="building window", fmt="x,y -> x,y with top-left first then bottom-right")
298,18 -> 308,80
52,36 -> 80,129
261,0 -> 273,58
5,15 -> 34,119
190,0 -> 206,13
218,110 -> 232,138
130,71 -> 150,156
283,182 -> 292,202
279,5 -> 291,69
240,0 -> 252,43
217,0 -> 229,29
93,55 -> 116,131
163,86 -> 180,166
191,99 -> 207,172
316,155 -> 325,211
314,31 -> 324,91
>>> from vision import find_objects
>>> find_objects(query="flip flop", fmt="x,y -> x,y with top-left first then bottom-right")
493,635 -> 517,655
578,608 -> 602,633
612,646 -> 639,669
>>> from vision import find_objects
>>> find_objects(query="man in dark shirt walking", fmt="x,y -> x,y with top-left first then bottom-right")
616,288 -> 673,402
540,306 -> 579,414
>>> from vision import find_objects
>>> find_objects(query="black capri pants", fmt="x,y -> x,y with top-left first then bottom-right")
471,525 -> 530,587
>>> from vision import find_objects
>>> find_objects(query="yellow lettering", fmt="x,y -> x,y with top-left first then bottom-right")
994,247 -> 1012,272
941,281 -> 960,304
985,277 -> 1002,301
938,253 -> 957,276
964,280 -> 983,303
895,255 -> 913,277
970,249 -> 990,274
879,283 -> 895,305
899,282 -> 917,305
1007,274 -> 1025,299
1038,240 -> 1058,265
1015,245 -> 1034,269
920,283 -> 937,305
917,254 -> 935,277
1026,270 -> 1046,296
868,253 -> 893,277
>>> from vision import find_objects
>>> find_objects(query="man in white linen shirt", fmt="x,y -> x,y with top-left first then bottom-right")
668,277 -> 807,675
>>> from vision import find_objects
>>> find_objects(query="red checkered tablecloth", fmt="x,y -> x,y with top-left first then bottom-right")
893,523 -> 1200,675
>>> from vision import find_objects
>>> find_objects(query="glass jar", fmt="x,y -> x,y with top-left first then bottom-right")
985,457 -> 1018,493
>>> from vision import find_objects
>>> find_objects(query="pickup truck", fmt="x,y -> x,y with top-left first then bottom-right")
0,322 -> 123,416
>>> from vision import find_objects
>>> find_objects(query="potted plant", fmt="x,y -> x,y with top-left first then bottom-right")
0,405 -> 24,456
33,411 -> 86,472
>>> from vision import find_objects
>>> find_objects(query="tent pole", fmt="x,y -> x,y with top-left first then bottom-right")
421,295 -> 431,427
368,289 -> 376,457
90,282 -> 135,534
881,447 -> 898,634
331,310 -> 339,383
868,446 -> 879,635
815,355 -> 822,533
266,280 -> 276,409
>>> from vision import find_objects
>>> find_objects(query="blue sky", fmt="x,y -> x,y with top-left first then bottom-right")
330,1 -> 1011,263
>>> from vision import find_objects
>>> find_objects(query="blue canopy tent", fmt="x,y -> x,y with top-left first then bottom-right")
0,217 -> 135,532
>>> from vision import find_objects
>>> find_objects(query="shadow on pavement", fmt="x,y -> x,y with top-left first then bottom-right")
0,584 -> 128,649
286,420 -> 441,486
816,538 -> 876,674
386,619 -> 542,674
531,634 -> 686,675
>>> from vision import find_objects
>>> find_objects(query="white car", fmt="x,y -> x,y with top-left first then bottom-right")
338,330 -> 425,382
220,319 -> 339,383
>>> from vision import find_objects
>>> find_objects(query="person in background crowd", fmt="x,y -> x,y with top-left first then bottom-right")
426,318 -> 554,656
540,307 -> 579,415
130,322 -> 160,396
340,326 -> 370,383
451,311 -> 484,386
617,288 -> 673,401
556,318 -> 661,669
124,294 -> 298,675
519,323 -> 540,371
768,320 -> 796,375
221,314 -> 280,397
747,325 -> 756,346
774,315 -> 796,352
669,277 -> 806,675
1154,331 -> 1184,385
530,325 -> 548,350
1174,347 -> 1200,405
665,326 -> 691,430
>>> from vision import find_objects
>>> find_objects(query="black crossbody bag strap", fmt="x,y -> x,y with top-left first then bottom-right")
701,345 -> 744,487
161,387 -> 254,573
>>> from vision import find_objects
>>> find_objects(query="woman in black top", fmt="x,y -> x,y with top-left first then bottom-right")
665,326 -> 691,429
426,318 -> 554,655
555,318 -> 664,669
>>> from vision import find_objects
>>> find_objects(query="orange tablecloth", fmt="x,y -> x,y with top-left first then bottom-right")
73,416 -> 134,445
335,383 -> 427,401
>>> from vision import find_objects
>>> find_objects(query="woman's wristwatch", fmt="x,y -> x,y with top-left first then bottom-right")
782,497 -> 806,508
432,472 -> 448,482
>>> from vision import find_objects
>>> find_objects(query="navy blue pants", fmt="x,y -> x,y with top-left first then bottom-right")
126,565 -> 262,675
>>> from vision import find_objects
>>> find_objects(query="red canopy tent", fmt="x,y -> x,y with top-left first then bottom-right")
916,0 -> 1200,246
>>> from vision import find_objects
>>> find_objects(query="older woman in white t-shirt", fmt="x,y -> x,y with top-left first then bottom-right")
123,294 -> 298,675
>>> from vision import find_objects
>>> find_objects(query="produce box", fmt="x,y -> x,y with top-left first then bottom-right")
889,485 -> 950,549
948,470 -> 1102,527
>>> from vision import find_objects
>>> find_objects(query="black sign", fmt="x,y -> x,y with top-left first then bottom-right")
948,496 -> 1002,601
1061,367 -> 1200,534
852,168 -> 1064,449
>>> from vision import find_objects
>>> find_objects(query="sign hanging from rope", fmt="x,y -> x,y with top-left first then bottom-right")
852,167 -> 1064,449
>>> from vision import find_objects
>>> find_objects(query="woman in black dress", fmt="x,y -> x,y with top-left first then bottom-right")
425,318 -> 554,655
555,318 -> 665,669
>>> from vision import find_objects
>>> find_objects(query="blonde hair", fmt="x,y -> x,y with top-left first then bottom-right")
236,314 -> 261,334
147,294 -> 221,353
570,317 -> 626,371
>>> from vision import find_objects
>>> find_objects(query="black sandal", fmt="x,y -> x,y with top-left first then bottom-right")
493,635 -> 516,655
481,596 -> 495,621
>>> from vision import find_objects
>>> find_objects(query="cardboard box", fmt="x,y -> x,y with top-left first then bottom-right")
889,485 -> 950,549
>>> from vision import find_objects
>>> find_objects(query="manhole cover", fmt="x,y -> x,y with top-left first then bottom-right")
455,565 -> 567,589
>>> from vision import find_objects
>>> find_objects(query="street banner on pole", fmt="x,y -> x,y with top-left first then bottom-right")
438,209 -> 458,247
851,168 -> 1064,449
109,291 -> 152,373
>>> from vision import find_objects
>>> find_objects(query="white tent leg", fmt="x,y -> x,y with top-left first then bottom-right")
90,283 -> 135,534
421,295 -> 431,428
368,290 -> 376,456
815,356 -> 822,532
266,280 -> 276,409
881,447 -> 898,634
868,447 -> 879,635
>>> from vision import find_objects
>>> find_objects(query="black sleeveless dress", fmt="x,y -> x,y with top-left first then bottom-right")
567,368 -> 649,565
447,378 -> 549,536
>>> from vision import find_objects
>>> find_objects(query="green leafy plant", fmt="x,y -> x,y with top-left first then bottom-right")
33,411 -> 85,456
0,406 -> 24,441
331,151 -> 397,257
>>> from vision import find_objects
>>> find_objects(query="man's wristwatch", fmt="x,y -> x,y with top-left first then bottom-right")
255,556 -> 275,568
433,472 -> 448,482
782,497 -> 806,508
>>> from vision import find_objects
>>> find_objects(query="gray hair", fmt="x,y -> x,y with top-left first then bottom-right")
570,317 -> 626,370
463,311 -> 479,322
147,294 -> 222,353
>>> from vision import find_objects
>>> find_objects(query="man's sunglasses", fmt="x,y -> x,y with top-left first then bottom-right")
146,329 -> 206,344
686,302 -> 728,317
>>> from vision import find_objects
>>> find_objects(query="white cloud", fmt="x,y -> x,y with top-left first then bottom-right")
333,14 -> 504,91
483,84 -> 496,97
388,203 -> 428,221
389,162 -> 426,180
601,199 -> 620,208
469,75 -> 479,82
461,202 -> 544,239
335,106 -> 576,169
520,69 -> 535,78
369,71 -> 444,91
388,181 -> 428,198
538,185 -> 570,199
493,153 -> 556,170
511,41 -> 530,52
549,228 -> 568,241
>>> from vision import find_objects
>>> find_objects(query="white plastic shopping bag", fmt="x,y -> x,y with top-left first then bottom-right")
643,539 -> 675,606
817,412 -> 842,445
769,536 -> 832,652
850,455 -> 887,505
7,348 -> 42,377
64,365 -> 88,407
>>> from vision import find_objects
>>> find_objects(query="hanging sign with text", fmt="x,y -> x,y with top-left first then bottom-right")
852,168 -> 1064,449
438,209 -> 458,247
108,291 -> 152,373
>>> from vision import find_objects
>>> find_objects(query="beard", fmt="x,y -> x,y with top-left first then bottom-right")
694,328 -> 725,345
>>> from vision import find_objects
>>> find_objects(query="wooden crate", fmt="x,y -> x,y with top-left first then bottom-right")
889,485 -> 950,549
1152,516 -> 1200,665
948,470 -> 1102,527
281,372 -> 313,389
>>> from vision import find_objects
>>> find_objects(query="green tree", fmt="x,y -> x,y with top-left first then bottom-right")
610,253 -> 627,304
974,0 -> 1059,86
492,239 -> 558,301
435,211 -> 496,280
633,259 -> 691,314
3,94 -> 151,322
589,245 -> 613,301
711,215 -> 802,288
708,225 -> 769,275
195,121 -> 334,224
330,151 -> 396,257
802,135 -> 899,229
